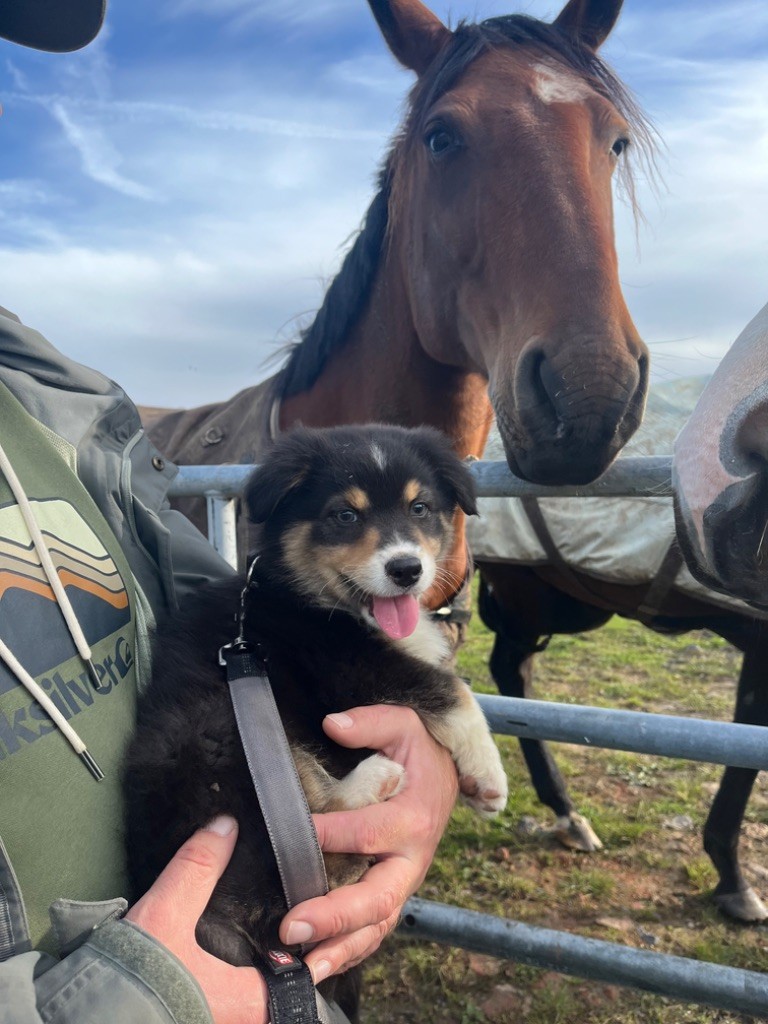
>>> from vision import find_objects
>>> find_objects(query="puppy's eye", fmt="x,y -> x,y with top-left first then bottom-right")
335,509 -> 358,524
410,501 -> 429,518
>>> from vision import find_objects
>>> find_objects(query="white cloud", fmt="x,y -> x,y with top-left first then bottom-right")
48,101 -> 158,200
166,0 -> 358,31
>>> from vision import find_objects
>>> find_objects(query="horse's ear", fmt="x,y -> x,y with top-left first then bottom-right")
245,431 -> 316,524
553,0 -> 624,51
367,0 -> 451,76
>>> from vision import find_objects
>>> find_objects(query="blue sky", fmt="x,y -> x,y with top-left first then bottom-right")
0,0 -> 766,408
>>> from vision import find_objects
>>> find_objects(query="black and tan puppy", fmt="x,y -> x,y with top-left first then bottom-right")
124,425 -> 507,979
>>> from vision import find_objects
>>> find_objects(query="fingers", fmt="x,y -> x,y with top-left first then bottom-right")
281,857 -> 413,948
323,704 -> 424,757
304,909 -> 401,984
127,815 -> 238,938
312,799 -> 427,857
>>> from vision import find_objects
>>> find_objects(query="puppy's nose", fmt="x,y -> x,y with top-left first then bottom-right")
386,556 -> 423,588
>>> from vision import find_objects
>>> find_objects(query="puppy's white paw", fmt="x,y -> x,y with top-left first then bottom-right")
335,754 -> 406,810
459,770 -> 508,817
457,743 -> 508,818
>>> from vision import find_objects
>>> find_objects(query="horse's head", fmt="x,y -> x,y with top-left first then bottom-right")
374,0 -> 650,484
673,302 -> 768,609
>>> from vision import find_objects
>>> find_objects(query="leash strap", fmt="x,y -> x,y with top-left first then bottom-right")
257,951 -> 350,1024
223,646 -> 329,909
221,643 -> 339,1024
259,951 -> 320,1024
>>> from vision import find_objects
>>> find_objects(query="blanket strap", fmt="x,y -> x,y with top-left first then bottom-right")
520,497 -> 617,612
520,498 -> 683,625
636,540 -> 684,626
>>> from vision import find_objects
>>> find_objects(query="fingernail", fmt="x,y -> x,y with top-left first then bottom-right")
325,712 -> 354,730
313,959 -> 332,984
285,920 -> 314,945
204,815 -> 237,837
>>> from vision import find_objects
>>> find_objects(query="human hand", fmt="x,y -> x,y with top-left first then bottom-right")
125,816 -> 270,1024
279,704 -> 459,980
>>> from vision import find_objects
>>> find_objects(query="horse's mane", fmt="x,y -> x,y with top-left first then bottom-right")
278,13 -> 655,399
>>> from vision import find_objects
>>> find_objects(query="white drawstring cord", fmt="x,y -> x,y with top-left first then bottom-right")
0,439 -> 104,780
0,636 -> 103,779
0,441 -> 102,690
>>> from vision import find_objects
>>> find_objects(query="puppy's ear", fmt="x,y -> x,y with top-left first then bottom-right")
245,429 -> 317,523
411,428 -> 478,516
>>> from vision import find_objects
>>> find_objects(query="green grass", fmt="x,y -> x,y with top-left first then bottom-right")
360,605 -> 768,1024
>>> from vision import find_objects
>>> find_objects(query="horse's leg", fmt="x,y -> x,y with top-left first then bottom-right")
703,637 -> 768,922
477,570 -> 606,852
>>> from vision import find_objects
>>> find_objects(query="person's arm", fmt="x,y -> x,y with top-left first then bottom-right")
0,818 -> 268,1024
124,817 -> 269,1024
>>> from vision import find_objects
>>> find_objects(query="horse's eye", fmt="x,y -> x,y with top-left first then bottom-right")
335,509 -> 358,524
611,137 -> 630,158
411,501 -> 429,518
425,125 -> 457,157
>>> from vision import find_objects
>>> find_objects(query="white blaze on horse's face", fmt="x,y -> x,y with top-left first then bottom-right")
673,301 -> 768,607
531,61 -> 594,105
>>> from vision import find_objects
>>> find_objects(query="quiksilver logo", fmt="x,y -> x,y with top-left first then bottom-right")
0,635 -> 133,758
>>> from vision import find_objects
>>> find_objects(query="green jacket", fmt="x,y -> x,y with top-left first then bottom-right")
0,306 -> 233,1024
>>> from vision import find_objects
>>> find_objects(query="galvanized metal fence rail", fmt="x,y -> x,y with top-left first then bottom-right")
168,456 -> 768,1015
169,456 -> 675,568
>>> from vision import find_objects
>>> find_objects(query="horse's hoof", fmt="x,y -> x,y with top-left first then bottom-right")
552,813 -> 603,852
713,887 -> 768,923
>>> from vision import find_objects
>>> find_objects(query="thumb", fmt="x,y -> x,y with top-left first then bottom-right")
323,705 -> 423,758
130,815 -> 239,935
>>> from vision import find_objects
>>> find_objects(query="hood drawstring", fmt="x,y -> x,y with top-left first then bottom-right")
0,440 -> 104,780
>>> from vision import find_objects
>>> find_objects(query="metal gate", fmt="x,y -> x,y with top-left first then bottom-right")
168,456 -> 768,1016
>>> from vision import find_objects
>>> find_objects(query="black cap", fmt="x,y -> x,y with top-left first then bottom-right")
0,0 -> 107,52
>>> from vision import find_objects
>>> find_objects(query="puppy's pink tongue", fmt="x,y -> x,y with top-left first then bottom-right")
372,594 -> 420,639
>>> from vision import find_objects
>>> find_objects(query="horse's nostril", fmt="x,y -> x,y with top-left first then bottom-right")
386,556 -> 423,588
514,347 -> 561,431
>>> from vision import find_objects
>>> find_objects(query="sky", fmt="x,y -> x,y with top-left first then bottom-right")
0,0 -> 766,409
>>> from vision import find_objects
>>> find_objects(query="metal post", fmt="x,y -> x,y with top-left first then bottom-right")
205,494 -> 239,569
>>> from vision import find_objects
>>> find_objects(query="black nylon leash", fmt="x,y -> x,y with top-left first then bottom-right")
219,563 -> 349,1024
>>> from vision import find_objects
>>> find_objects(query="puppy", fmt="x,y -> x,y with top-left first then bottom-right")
124,425 -> 507,982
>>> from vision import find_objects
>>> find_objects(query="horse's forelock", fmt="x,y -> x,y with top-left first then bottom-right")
398,14 -> 657,220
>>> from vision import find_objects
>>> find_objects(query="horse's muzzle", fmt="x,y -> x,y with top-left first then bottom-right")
496,344 -> 649,485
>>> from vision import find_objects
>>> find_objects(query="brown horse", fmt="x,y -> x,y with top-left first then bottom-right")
147,0 -> 651,615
